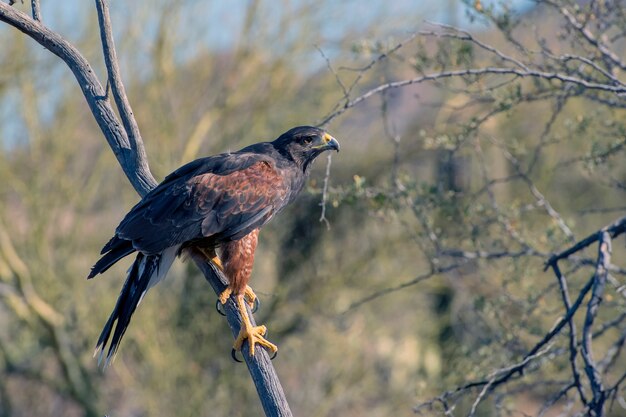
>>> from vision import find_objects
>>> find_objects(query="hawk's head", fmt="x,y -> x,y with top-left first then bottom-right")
273,126 -> 340,170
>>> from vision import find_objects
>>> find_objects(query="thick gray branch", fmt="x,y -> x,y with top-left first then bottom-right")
190,251 -> 293,417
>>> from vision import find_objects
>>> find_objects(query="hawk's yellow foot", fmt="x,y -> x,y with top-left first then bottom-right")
218,285 -> 258,310
232,295 -> 277,358
198,247 -> 224,271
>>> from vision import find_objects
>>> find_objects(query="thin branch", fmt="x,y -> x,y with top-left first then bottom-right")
537,381 -> 577,417
546,215 -> 626,269
421,21 -> 530,71
546,0 -> 626,72
551,262 -> 588,405
319,66 -> 626,125
0,3 -> 157,195
544,52 -> 624,87
581,232 -> 611,414
315,45 -> 348,99
344,263 -> 462,313
416,274 -> 596,411
338,31 -> 419,97
30,0 -> 40,22
95,0 -> 149,180
318,153 -> 332,230
598,328 -> 626,375
491,136 -> 576,241
467,343 -> 554,417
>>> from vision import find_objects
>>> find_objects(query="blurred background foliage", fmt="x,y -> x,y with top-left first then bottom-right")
0,0 -> 625,416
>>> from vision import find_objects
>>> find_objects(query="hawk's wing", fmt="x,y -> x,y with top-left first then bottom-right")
107,151 -> 291,255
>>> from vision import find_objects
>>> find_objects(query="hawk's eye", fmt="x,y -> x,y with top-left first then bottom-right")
301,136 -> 314,145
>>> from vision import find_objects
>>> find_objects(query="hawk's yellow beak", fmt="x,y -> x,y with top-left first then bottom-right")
313,133 -> 340,152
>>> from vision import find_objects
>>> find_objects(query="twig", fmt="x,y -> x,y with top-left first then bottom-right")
551,262 -> 588,405
338,31 -> 419,98
318,153 -> 332,230
537,381 -> 577,417
546,215 -> 626,269
319,66 -> 626,125
467,343 -> 554,417
30,0 -> 40,21
344,263 -> 461,313
490,136 -> 576,241
544,52 -> 625,87
421,21 -> 530,71
416,274 -> 596,411
95,0 -> 151,188
546,1 -> 626,72
581,232 -> 611,415
315,45 -> 349,99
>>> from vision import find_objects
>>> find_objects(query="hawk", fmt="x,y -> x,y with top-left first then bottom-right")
88,126 -> 339,365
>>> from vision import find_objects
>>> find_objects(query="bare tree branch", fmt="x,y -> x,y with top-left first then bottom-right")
318,153 -> 332,230
95,0 -> 148,182
30,0 -> 40,21
545,0 -> 626,72
581,232 -> 611,415
0,3 -> 157,195
319,66 -> 626,126
190,251 -> 293,417
551,262 -> 589,405
546,215 -> 626,268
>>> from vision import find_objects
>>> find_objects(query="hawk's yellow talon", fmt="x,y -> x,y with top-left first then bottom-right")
218,287 -> 232,305
199,247 -> 224,271
232,296 -> 277,357
219,285 -> 257,310
243,285 -> 257,310
210,255 -> 224,271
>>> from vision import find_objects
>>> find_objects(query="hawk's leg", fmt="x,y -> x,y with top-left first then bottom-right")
232,294 -> 277,357
199,247 -> 256,309
218,229 -> 277,356
198,247 -> 224,271
219,285 -> 258,310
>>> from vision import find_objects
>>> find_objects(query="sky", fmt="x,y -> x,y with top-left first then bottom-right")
0,0 -> 534,148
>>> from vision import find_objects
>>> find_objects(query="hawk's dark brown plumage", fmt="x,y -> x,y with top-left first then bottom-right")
89,126 -> 339,364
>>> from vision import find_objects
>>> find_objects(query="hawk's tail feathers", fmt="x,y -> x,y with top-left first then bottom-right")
88,239 -> 135,279
94,253 -> 159,368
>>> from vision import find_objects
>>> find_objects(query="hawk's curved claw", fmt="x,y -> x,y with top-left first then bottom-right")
251,296 -> 260,313
230,296 -> 278,359
231,348 -> 243,363
217,296 -> 256,315
218,285 -> 258,311
216,299 -> 226,316
231,340 -> 278,363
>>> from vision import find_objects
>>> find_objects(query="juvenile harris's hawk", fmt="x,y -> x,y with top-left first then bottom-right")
89,126 -> 339,365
